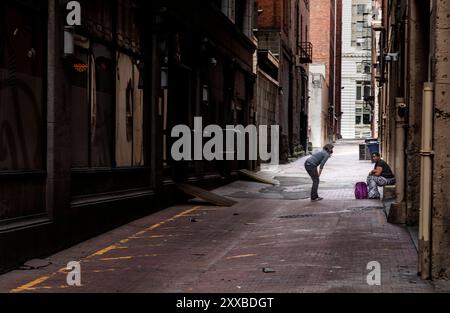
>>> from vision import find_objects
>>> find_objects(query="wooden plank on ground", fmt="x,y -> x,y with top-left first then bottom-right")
176,183 -> 237,207
239,169 -> 279,185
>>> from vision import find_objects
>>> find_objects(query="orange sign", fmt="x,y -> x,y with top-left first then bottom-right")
74,63 -> 88,73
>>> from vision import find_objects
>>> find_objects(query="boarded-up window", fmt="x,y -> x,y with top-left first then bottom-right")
115,53 -> 144,167
0,0 -> 45,171
70,0 -> 145,169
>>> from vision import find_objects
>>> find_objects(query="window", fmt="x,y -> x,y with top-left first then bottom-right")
0,0 -> 46,171
300,15 -> 303,45
356,21 -> 364,32
70,44 -> 90,167
357,62 -> 371,74
364,85 -> 371,98
70,0 -> 145,169
235,0 -> 247,32
356,81 -> 371,101
355,108 -> 362,125
355,108 -> 371,125
305,25 -> 308,43
357,85 -> 362,100
357,4 -> 366,14
356,63 -> 362,73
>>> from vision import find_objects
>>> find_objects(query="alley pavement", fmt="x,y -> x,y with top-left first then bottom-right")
0,141 -> 435,293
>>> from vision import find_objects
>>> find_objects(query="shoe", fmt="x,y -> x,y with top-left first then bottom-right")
311,197 -> 323,202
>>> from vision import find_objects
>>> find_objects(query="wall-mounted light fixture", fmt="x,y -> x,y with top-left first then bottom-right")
209,58 -> 217,67
202,85 -> 209,103
161,67 -> 168,89
385,53 -> 399,62
64,26 -> 75,57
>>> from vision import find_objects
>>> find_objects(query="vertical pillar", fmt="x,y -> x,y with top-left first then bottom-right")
388,97 -> 407,224
419,82 -> 434,279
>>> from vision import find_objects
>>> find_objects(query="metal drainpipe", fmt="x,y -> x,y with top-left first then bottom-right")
419,82 -> 434,280
333,0 -> 337,142
393,97 -> 406,213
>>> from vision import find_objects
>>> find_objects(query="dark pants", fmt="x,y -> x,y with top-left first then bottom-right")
305,161 -> 319,200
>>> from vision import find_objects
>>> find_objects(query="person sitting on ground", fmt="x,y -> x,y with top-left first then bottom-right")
367,152 -> 396,199
304,144 -> 334,202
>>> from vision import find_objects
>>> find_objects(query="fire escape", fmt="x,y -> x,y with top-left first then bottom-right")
297,42 -> 313,65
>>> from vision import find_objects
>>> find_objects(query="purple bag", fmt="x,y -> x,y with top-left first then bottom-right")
355,182 -> 368,199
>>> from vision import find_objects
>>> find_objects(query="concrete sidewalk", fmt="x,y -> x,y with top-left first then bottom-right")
0,141 -> 435,293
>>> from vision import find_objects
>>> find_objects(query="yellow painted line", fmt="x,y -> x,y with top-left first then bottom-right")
226,254 -> 257,260
90,245 -> 119,257
92,269 -> 116,273
11,275 -> 52,293
10,206 -> 200,293
100,254 -> 158,261
57,268 -> 70,274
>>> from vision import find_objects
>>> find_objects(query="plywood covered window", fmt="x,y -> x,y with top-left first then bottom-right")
0,0 -> 45,171
115,53 -> 144,167
70,0 -> 145,169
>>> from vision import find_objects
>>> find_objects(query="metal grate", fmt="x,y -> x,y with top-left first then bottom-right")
298,42 -> 313,64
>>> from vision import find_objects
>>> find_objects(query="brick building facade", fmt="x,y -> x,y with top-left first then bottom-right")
256,0 -> 311,161
309,0 -> 342,143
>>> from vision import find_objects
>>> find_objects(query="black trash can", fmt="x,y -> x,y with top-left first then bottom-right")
367,141 -> 380,155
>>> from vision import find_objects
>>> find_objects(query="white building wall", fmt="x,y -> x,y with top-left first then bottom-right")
309,64 -> 329,149
341,0 -> 373,139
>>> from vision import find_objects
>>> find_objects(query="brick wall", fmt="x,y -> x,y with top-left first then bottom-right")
335,0 -> 342,137
257,0 -> 281,29
309,0 -> 342,140
310,0 -> 332,85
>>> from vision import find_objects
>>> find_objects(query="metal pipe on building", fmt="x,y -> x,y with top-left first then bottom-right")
395,98 -> 406,204
333,0 -> 337,142
419,82 -> 434,279
388,97 -> 407,224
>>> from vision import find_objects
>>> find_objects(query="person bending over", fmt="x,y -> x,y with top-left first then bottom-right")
304,144 -> 334,202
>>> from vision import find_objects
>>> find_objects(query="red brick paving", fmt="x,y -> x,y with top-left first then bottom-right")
0,141 -> 435,293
